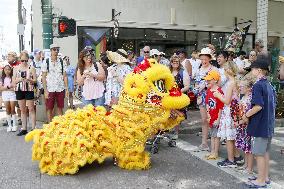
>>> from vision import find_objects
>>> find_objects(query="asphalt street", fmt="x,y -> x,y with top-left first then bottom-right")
0,108 -> 283,189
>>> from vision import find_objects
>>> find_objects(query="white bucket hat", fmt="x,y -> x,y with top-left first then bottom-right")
199,47 -> 212,58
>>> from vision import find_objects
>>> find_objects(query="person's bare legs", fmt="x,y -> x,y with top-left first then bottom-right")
226,140 -> 235,162
69,92 -> 73,108
18,100 -> 27,130
47,109 -> 53,123
214,137 -> 220,157
254,155 -> 266,185
199,106 -> 209,148
57,108 -> 63,116
26,100 -> 36,129
264,152 -> 270,181
246,153 -> 254,173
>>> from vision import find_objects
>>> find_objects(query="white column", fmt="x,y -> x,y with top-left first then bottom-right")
257,0 -> 268,50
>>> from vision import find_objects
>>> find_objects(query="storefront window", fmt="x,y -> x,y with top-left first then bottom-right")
145,29 -> 184,41
211,32 -> 225,51
186,31 -> 197,52
197,32 -> 210,50
118,28 -> 144,40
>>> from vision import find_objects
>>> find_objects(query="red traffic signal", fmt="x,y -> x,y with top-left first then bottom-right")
58,17 -> 76,36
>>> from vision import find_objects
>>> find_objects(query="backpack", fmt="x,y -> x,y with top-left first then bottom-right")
46,58 -> 64,75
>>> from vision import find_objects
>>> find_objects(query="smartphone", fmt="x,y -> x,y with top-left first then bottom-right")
21,71 -> 27,78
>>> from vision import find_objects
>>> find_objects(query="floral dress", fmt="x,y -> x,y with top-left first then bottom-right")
235,94 -> 252,153
193,66 -> 213,107
105,63 -> 132,106
217,81 -> 239,140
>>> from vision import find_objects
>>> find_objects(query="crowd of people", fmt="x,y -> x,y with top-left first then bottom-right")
0,38 -> 282,187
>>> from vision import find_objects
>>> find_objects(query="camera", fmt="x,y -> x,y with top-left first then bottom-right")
21,71 -> 27,78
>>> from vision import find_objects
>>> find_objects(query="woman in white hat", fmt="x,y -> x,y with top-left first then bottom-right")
105,49 -> 132,107
193,47 -> 219,152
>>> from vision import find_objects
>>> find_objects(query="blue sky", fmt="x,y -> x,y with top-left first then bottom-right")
0,0 -> 31,52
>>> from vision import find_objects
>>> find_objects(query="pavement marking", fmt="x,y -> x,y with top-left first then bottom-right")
176,139 -> 284,189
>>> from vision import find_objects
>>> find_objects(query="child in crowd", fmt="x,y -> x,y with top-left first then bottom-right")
204,70 -> 224,160
244,58 -> 276,188
213,61 -> 240,168
236,74 -> 255,174
0,64 -> 17,132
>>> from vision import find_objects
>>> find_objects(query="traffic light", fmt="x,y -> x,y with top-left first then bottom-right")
58,17 -> 76,37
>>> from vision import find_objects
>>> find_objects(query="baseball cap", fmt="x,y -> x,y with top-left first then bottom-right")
204,70 -> 220,81
249,58 -> 269,71
33,49 -> 41,56
50,43 -> 60,49
176,48 -> 187,55
150,49 -> 160,56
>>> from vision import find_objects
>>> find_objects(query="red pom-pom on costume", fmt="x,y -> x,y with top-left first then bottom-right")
169,87 -> 182,97
133,59 -> 151,73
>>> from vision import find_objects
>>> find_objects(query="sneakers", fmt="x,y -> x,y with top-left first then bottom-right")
12,126 -> 17,132
7,126 -> 12,132
217,159 -> 237,168
17,129 -> 28,136
234,156 -> 245,165
2,121 -> 8,127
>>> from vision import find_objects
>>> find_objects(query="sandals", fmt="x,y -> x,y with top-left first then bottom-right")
206,154 -> 219,160
204,153 -> 211,158
245,180 -> 267,188
248,176 -> 271,184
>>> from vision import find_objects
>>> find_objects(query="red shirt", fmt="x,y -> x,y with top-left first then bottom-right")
205,87 -> 224,128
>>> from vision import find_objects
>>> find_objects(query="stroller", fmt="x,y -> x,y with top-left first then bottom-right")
146,130 -> 177,154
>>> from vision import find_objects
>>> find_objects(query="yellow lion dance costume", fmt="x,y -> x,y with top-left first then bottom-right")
25,59 -> 190,175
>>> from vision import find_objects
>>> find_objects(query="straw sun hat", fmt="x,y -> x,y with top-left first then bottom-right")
106,49 -> 130,64
279,56 -> 284,64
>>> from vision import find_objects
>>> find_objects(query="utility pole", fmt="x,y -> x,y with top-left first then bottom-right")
18,0 -> 24,52
41,0 -> 53,49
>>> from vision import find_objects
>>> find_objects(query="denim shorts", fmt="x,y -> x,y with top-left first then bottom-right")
82,95 -> 105,106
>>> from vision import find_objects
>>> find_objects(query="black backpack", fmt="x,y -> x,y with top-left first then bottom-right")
46,58 -> 64,75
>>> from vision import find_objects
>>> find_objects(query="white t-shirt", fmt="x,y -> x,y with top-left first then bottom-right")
189,58 -> 201,78
181,59 -> 191,76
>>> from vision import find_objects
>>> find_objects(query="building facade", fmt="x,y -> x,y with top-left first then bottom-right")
32,0 -> 284,65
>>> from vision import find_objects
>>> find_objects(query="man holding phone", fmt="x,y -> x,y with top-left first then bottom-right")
41,44 -> 68,123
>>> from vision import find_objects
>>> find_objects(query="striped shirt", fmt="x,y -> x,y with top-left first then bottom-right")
15,67 -> 35,92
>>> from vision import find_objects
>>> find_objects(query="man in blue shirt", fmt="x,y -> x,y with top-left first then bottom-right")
243,58 -> 276,188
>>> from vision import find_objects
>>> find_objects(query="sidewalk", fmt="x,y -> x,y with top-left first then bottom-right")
180,110 -> 284,134
178,127 -> 284,187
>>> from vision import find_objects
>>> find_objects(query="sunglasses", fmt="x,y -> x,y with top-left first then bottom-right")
21,60 -> 28,63
52,48 -> 60,52
144,51 -> 150,53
